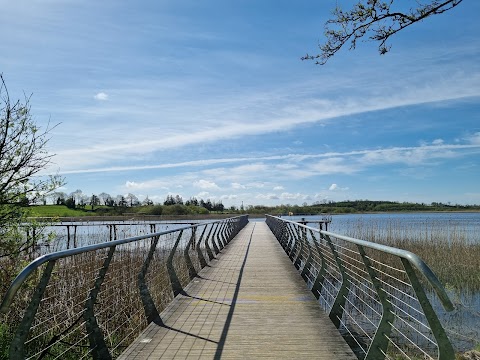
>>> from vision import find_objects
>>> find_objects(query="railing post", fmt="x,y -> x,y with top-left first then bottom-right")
138,236 -> 161,323
293,225 -> 305,269
229,218 -> 238,240
401,259 -> 455,360
223,220 -> 231,245
196,225 -> 209,268
10,261 -> 56,360
84,247 -> 115,360
308,229 -> 326,299
184,228 -> 198,280
272,217 -> 285,243
300,227 -> 314,283
223,219 -> 231,244
323,233 -> 351,328
279,221 -> 289,249
167,230 -> 185,297
204,224 -> 216,261
211,223 -> 221,255
280,221 -> 291,250
227,218 -> 236,242
286,223 -> 298,260
216,222 -> 226,250
217,222 -> 226,249
357,245 -> 394,360
223,221 -> 231,246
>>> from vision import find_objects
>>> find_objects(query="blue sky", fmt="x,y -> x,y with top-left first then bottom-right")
1,0 -> 479,207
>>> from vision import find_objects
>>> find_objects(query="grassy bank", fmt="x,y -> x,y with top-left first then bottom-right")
24,200 -> 480,220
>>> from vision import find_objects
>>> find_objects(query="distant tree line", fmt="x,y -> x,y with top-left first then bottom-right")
23,190 -> 480,217
25,190 -> 227,216
43,190 -> 144,210
164,195 -> 224,212
261,200 -> 480,215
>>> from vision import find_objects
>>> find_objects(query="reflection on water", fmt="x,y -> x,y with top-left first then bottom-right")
433,289 -> 480,352
36,220 -> 205,254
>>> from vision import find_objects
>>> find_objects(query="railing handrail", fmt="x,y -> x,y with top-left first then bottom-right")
0,216 -> 246,315
266,215 -> 454,311
265,214 -> 455,359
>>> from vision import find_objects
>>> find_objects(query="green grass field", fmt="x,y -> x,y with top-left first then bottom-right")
27,205 -> 107,217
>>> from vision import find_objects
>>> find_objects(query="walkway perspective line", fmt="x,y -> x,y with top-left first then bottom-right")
120,221 -> 356,359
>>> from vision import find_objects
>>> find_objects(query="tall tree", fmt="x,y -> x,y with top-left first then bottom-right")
1,74 -> 62,236
125,193 -> 139,207
164,195 -> 175,206
90,194 -> 100,210
302,0 -> 463,64
98,192 -> 112,206
116,195 -> 127,207
174,195 -> 184,205
52,191 -> 67,205
142,196 -> 153,206
69,189 -> 83,205
1,75 -> 63,293
65,196 -> 76,209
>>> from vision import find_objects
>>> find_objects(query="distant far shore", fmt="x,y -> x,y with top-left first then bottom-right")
24,200 -> 480,221
29,210 -> 480,223
30,213 -> 259,223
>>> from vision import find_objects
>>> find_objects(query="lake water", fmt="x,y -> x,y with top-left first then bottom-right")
285,212 -> 480,243
39,212 -> 480,252
37,219 -> 207,252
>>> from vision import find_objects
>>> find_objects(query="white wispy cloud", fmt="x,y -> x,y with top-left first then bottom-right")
44,67 -> 480,173
193,179 -> 220,190
231,182 -> 246,189
329,183 -> 349,191
256,193 -> 279,200
466,132 -> 480,145
94,92 -> 109,101
51,142 -> 480,178
279,192 -> 310,201
220,194 -> 238,200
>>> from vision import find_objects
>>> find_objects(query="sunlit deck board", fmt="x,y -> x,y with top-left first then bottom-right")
119,221 -> 356,359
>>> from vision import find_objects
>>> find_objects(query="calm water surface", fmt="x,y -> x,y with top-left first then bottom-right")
287,212 -> 480,243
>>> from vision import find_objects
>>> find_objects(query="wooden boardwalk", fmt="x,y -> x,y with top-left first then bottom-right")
119,222 -> 356,359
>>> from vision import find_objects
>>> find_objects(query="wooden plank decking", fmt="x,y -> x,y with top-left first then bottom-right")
119,221 -> 356,359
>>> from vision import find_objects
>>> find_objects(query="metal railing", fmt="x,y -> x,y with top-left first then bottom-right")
0,215 -> 248,360
265,215 -> 455,360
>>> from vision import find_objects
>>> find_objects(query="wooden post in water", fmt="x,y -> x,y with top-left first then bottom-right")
66,225 -> 71,249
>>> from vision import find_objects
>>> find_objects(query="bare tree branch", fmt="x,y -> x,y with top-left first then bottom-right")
1,74 -> 64,261
302,0 -> 463,65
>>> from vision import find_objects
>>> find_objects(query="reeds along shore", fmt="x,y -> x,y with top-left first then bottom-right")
0,229 -> 199,360
340,219 -> 480,292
